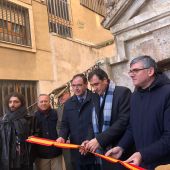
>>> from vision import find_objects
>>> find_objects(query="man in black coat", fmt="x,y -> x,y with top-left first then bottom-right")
56,74 -> 99,170
81,68 -> 131,170
0,92 -> 33,170
34,94 -> 62,170
105,55 -> 170,170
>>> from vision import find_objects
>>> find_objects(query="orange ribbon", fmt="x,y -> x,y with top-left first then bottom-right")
26,136 -> 146,170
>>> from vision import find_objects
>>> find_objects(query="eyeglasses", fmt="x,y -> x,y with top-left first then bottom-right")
71,84 -> 83,88
128,67 -> 149,74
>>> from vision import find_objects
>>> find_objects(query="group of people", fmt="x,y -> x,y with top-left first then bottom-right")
0,55 -> 170,170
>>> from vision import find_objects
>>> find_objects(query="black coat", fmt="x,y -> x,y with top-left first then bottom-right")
0,106 -> 32,170
59,90 -> 96,165
34,109 -> 61,159
119,74 -> 170,169
89,86 -> 131,149
88,85 -> 132,170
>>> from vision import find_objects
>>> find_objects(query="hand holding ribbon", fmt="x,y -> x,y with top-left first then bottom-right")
26,136 -> 146,170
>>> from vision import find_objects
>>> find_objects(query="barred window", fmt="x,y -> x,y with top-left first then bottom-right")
80,0 -> 106,17
0,80 -> 37,116
0,0 -> 31,46
47,0 -> 72,38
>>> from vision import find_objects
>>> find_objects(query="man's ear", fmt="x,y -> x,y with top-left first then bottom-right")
103,78 -> 107,84
148,67 -> 155,77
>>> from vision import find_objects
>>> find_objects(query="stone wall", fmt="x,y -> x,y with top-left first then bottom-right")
102,0 -> 170,90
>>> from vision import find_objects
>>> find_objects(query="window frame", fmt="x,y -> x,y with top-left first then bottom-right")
0,80 -> 37,116
47,0 -> 73,38
0,0 -> 36,52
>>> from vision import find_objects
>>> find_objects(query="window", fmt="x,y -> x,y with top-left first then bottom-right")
80,0 -> 106,17
47,0 -> 72,38
0,0 -> 31,46
0,80 -> 37,116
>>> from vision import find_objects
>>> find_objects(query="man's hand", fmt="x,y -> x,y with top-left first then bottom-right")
56,137 -> 65,143
66,139 -> 70,144
124,152 -> 142,166
85,138 -> 100,153
105,146 -> 124,159
79,140 -> 89,155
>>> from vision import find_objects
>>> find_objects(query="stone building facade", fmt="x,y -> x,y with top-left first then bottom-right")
101,0 -> 170,90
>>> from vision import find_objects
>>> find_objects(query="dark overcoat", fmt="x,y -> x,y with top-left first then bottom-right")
88,85 -> 132,170
59,90 -> 96,165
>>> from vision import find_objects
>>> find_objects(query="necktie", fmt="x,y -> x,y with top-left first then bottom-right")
79,97 -> 84,104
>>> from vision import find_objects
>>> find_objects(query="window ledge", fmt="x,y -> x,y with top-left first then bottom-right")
0,40 -> 36,53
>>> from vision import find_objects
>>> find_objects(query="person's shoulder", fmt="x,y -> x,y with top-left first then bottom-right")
34,110 -> 39,117
90,92 -> 99,99
25,113 -> 36,120
115,85 -> 131,93
25,114 -> 34,118
65,95 -> 76,104
50,108 -> 58,115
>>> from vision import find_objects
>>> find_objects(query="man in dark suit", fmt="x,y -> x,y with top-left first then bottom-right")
56,74 -> 98,170
81,68 -> 131,170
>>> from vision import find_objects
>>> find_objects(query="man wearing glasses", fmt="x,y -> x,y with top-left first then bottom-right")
56,74 -> 98,170
106,55 -> 170,169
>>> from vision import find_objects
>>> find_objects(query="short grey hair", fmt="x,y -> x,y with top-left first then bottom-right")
38,94 -> 50,101
130,55 -> 158,73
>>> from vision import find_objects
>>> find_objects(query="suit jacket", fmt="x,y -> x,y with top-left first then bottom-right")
59,89 -> 96,165
89,85 -> 131,149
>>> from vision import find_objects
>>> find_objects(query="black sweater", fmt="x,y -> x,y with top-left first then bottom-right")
34,109 -> 61,159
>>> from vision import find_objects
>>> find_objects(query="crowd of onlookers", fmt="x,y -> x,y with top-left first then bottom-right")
1,55 -> 170,170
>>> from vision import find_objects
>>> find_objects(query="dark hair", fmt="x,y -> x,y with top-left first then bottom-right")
130,55 -> 158,73
5,92 -> 26,108
71,73 -> 87,84
88,68 -> 108,81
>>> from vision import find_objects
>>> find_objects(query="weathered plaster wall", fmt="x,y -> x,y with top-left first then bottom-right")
0,0 -> 53,94
71,0 -> 113,44
102,0 -> 170,90
49,35 -> 115,88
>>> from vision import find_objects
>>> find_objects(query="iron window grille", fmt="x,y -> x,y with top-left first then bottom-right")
0,80 -> 37,116
0,0 -> 31,46
47,0 -> 72,38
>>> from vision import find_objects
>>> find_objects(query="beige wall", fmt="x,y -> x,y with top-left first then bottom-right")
50,35 -> 115,88
47,0 -> 116,89
71,0 -> 113,44
0,0 -> 53,86
0,0 -> 115,95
